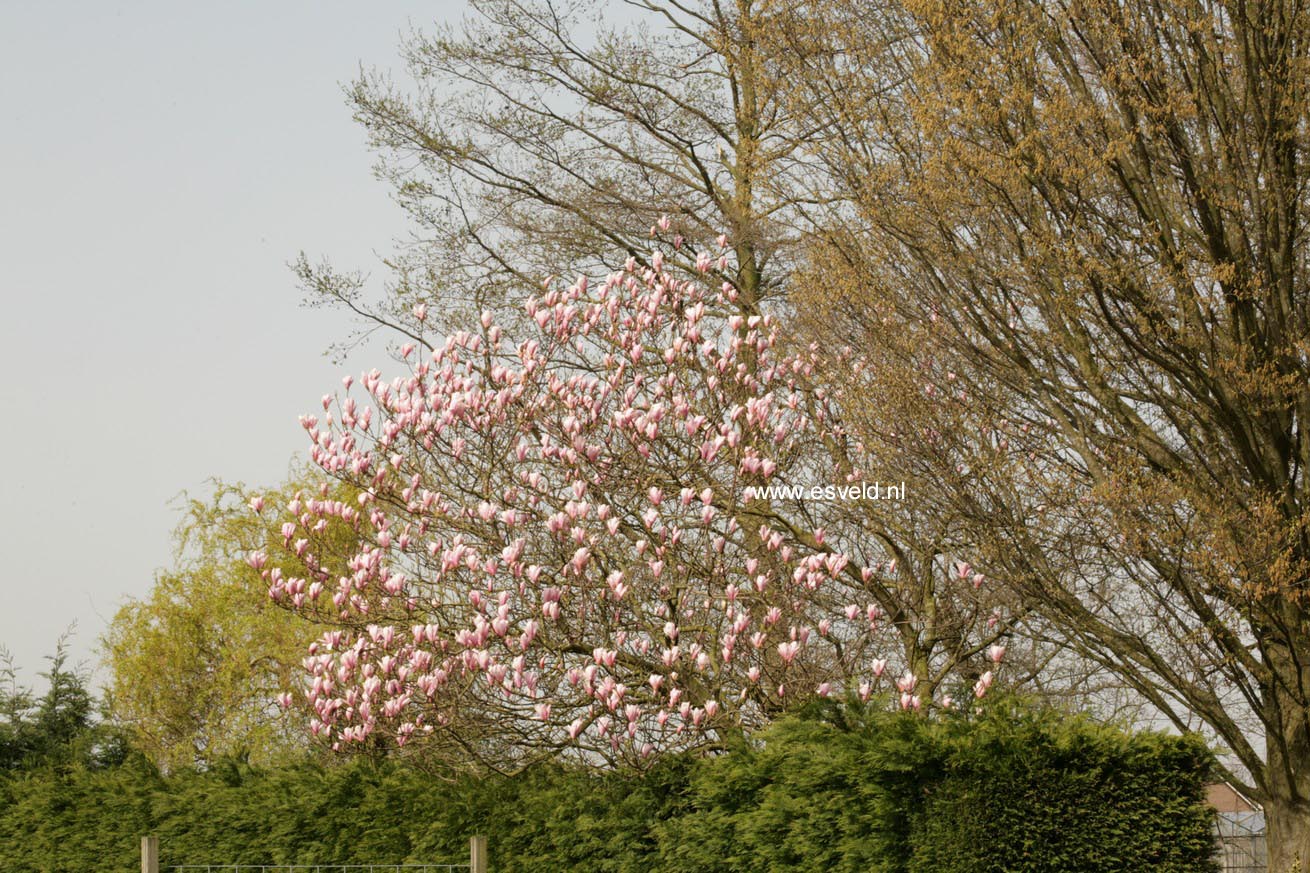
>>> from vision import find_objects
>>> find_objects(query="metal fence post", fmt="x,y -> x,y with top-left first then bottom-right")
141,836 -> 159,873
470,835 -> 488,873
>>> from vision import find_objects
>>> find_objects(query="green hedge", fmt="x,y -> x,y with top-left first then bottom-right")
903,704 -> 1218,872
0,702 -> 1217,872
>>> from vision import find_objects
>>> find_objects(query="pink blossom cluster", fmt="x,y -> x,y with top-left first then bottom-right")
253,233 -> 1000,760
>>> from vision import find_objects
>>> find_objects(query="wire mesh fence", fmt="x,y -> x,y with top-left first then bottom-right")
143,834 -> 486,873
170,866 -> 469,872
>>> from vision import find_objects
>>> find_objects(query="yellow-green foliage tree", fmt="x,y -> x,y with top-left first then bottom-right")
102,476 -> 346,771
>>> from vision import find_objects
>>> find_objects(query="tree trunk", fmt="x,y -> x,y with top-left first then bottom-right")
1259,642 -> 1310,872
1264,794 -> 1310,873
1263,707 -> 1310,873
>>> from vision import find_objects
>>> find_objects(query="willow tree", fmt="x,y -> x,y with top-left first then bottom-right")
102,479 -> 345,771
782,0 -> 1310,865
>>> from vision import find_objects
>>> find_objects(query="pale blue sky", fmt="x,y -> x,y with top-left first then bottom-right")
0,1 -> 465,684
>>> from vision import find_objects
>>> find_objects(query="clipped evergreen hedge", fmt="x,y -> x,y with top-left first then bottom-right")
898,704 -> 1219,873
0,702 -> 1217,872
645,702 -> 1218,873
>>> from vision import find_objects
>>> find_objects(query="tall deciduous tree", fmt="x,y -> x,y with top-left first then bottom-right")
304,0 -> 803,346
781,0 -> 1310,865
788,237 -> 1129,713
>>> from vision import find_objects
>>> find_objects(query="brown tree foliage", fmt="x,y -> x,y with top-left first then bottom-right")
778,0 -> 1310,865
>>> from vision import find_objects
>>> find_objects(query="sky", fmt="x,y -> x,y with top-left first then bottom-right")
0,1 -> 463,685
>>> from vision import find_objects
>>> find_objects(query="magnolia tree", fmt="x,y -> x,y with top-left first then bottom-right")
255,230 -> 1009,764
